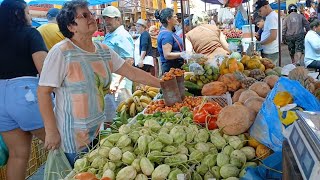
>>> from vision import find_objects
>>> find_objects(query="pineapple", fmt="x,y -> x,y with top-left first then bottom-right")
249,69 -> 266,81
234,71 -> 257,89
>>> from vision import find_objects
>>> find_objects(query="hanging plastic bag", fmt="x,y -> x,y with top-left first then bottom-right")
0,135 -> 9,167
104,94 -> 117,123
189,62 -> 205,75
242,152 -> 283,180
250,77 -> 320,152
44,148 -> 72,180
235,9 -> 248,29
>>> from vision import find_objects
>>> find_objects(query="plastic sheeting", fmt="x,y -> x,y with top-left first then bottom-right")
0,0 -> 116,6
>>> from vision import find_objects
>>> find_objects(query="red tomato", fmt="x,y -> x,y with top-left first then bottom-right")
207,118 -> 218,130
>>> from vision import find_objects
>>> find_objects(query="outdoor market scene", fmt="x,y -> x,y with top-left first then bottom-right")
0,0 -> 320,179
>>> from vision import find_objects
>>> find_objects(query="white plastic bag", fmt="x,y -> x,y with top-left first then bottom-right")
44,149 -> 72,180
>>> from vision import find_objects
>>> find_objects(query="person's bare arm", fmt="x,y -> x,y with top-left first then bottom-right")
219,32 -> 230,52
37,86 -> 60,150
115,62 -> 161,88
114,57 -> 134,90
261,29 -> 277,45
162,43 -> 181,60
32,51 -> 47,74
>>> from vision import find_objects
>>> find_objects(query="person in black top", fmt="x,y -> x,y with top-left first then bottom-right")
0,0 -> 47,179
134,19 -> 154,74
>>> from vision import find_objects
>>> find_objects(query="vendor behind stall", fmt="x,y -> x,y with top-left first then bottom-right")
155,8 -> 184,73
304,19 -> 320,69
185,12 -> 230,59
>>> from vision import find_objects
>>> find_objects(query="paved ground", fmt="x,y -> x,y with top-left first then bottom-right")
279,43 -> 293,67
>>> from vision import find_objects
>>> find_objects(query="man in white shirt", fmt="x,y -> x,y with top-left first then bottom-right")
255,0 -> 279,64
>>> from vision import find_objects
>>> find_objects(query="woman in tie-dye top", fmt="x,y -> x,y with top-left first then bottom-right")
37,0 -> 160,166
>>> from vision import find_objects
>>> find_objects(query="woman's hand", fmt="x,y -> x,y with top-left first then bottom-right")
44,129 -> 61,150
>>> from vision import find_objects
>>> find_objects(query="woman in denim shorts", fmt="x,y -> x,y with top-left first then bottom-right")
0,0 -> 48,179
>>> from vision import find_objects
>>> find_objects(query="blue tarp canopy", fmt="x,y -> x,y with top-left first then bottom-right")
270,2 -> 286,10
0,0 -> 115,6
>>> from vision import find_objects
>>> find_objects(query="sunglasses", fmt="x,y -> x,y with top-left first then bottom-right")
76,11 -> 95,20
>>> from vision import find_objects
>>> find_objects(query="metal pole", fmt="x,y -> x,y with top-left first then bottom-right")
180,0 -> 186,50
278,0 -> 282,66
205,1 -> 207,11
188,0 -> 192,30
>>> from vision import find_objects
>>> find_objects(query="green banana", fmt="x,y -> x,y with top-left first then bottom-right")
120,110 -> 128,123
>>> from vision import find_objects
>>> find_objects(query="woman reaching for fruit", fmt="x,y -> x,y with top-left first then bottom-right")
155,8 -> 185,74
37,0 -> 160,167
185,12 -> 230,59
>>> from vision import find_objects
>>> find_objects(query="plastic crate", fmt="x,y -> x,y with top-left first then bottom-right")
0,138 -> 48,180
227,38 -> 242,45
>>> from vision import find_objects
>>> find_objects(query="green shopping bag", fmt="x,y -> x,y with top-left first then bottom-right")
44,148 -> 72,180
0,135 -> 9,167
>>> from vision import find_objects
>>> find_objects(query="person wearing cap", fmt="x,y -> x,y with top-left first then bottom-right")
283,4 -> 310,65
185,12 -> 230,59
37,8 -> 64,50
174,18 -> 189,39
102,6 -> 134,96
255,0 -> 279,64
134,19 -> 154,74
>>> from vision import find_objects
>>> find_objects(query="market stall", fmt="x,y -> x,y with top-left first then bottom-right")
53,50 -> 320,180
1,1 -> 320,180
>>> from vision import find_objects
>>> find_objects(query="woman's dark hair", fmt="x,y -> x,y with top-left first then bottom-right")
155,8 -> 174,27
56,0 -> 88,38
310,19 -> 320,29
0,0 -> 28,29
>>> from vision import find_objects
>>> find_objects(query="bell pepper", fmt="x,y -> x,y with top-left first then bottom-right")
193,102 -> 222,130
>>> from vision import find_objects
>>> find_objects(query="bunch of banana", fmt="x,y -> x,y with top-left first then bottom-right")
116,85 -> 160,117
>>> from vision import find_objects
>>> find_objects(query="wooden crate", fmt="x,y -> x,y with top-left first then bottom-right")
0,138 -> 48,180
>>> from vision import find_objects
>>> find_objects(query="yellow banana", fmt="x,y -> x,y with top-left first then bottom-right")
132,90 -> 143,97
141,102 -> 149,108
133,96 -> 144,112
120,104 -> 128,112
148,87 -> 160,93
126,97 -> 134,104
146,91 -> 157,99
140,95 -> 152,104
116,101 -> 127,112
129,102 -> 136,117
144,85 -> 151,91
